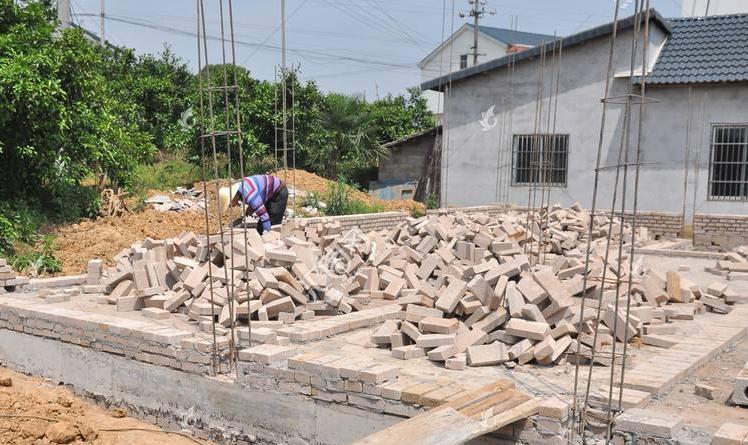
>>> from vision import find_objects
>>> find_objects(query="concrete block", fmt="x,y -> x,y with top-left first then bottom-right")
614,408 -> 682,439
435,278 -> 467,313
467,342 -> 508,366
391,345 -> 425,360
141,307 -> 170,320
445,353 -> 467,370
416,334 -> 455,348
712,423 -> 748,445
505,318 -> 550,341
358,364 -> 399,384
419,316 -> 458,334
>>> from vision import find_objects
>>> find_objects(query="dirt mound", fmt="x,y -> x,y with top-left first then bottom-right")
47,171 -> 423,275
47,208 -> 238,276
272,169 -> 425,214
0,367 -> 212,445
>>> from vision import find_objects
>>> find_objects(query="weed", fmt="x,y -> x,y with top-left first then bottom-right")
425,193 -> 439,210
11,236 -> 62,276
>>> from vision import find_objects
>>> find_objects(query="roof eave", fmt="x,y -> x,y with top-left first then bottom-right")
421,8 -> 671,92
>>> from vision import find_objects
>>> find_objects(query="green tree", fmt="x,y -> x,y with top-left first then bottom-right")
0,0 -> 155,200
311,93 -> 387,179
369,87 -> 435,143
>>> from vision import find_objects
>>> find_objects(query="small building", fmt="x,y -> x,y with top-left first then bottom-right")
419,24 -> 554,116
370,126 -> 441,202
421,11 -> 748,249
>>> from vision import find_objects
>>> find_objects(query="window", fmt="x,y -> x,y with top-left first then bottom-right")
709,125 -> 748,200
459,54 -> 468,69
511,134 -> 569,186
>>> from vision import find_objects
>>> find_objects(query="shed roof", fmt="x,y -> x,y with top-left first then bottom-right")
646,13 -> 748,85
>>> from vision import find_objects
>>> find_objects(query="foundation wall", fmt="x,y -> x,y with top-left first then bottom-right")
300,206 -> 748,251
0,328 -> 400,445
693,213 -> 748,250
297,211 -> 408,233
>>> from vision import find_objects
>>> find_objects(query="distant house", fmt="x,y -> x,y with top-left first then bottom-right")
418,24 -> 554,116
421,11 -> 748,248
370,126 -> 442,202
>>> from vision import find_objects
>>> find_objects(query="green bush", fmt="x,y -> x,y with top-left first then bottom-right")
131,152 -> 201,193
11,235 -> 61,276
323,179 -> 383,216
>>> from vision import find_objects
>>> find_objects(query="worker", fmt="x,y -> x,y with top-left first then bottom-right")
218,174 -> 288,235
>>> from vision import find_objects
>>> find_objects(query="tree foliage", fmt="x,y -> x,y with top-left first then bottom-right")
0,0 -> 156,203
0,0 -> 435,212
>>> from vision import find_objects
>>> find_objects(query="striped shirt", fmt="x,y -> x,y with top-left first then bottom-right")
236,175 -> 284,232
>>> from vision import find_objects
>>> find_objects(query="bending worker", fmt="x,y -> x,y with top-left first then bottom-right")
219,174 -> 288,235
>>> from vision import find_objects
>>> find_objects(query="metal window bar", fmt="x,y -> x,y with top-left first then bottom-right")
511,134 -> 568,186
708,124 -> 748,201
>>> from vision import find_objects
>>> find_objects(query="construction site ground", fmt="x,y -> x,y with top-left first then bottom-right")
0,366 -> 216,445
2,249 -> 747,443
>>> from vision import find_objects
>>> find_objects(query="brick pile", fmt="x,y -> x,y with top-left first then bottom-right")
78,203 -> 746,371
705,246 -> 748,281
0,258 -> 28,290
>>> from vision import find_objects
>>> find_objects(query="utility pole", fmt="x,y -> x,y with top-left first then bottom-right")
57,0 -> 72,29
460,0 -> 495,66
281,0 -> 288,169
99,0 -> 105,46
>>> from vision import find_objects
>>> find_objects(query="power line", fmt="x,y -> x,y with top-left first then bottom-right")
73,13 -> 423,70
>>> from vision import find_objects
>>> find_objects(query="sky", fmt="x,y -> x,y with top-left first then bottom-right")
70,0 -> 683,98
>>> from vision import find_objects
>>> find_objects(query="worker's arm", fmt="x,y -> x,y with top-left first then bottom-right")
245,193 -> 272,232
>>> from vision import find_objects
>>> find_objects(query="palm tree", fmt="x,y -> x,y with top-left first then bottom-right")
314,93 -> 387,179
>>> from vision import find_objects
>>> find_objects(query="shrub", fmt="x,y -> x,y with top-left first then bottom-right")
425,193 -> 440,210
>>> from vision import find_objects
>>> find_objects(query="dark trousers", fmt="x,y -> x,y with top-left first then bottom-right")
257,186 -> 288,235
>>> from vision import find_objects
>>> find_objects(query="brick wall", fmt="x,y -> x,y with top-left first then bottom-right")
296,211 -> 408,233
426,204 -> 512,217
694,213 -> 748,249
598,210 -> 684,240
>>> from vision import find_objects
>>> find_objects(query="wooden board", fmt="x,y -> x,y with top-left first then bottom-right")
349,379 -> 538,445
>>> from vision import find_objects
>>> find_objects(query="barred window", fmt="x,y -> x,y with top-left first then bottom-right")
709,125 -> 748,201
511,134 -> 569,186
459,54 -> 468,69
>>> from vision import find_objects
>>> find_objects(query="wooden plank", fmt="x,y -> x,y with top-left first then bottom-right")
349,380 -> 538,445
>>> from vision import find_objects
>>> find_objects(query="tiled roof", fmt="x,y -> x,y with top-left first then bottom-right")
647,14 -> 748,85
472,25 -> 555,47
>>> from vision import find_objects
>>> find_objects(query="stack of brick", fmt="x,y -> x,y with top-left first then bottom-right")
705,248 -> 748,282
0,258 -> 29,290
365,211 -> 744,368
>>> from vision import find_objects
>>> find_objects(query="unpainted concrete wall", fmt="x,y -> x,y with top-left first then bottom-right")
437,22 -> 748,223
0,329 -> 401,445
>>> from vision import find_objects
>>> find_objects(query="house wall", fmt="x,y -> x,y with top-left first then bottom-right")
421,27 -> 509,114
437,22 -> 748,245
379,137 -> 433,181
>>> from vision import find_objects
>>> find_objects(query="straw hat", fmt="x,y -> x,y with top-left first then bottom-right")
218,182 -> 241,213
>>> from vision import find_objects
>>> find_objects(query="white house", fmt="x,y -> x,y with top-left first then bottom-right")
421,10 -> 748,249
418,24 -> 554,115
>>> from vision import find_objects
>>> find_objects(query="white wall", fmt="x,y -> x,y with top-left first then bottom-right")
420,26 -> 508,115
683,0 -> 747,16
437,21 -> 748,219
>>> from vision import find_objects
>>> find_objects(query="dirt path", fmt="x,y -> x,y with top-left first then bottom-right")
0,367 -> 215,445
